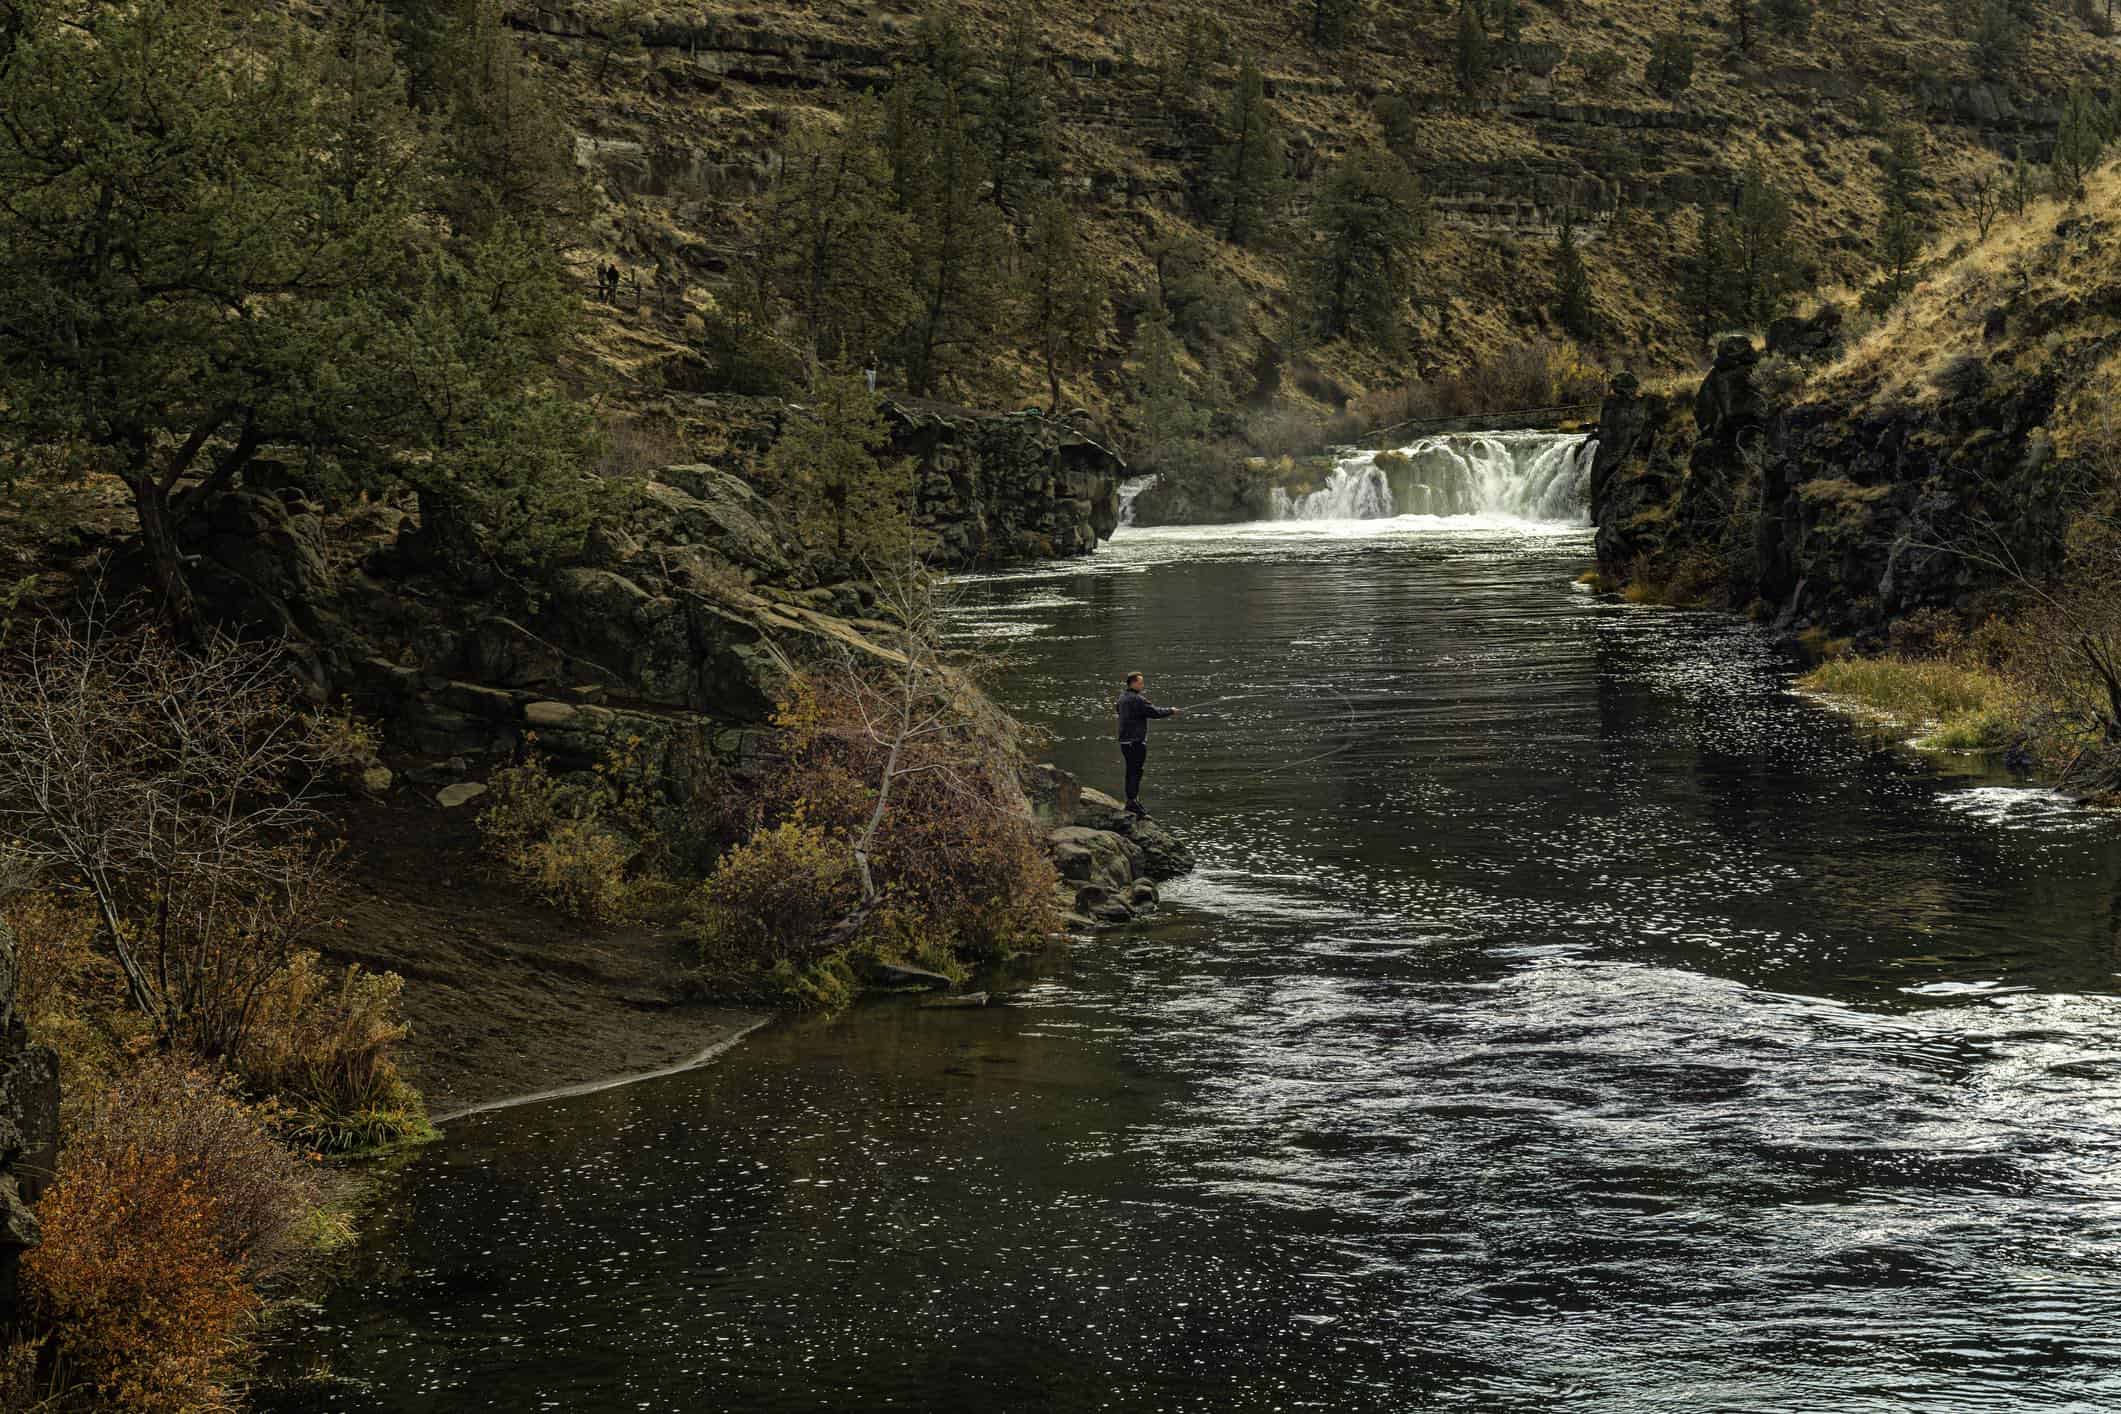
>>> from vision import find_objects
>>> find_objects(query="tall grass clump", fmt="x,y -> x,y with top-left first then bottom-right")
1798,654 -> 2022,751
236,951 -> 434,1154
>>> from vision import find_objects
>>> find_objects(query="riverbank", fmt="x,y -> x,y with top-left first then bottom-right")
325,797 -> 761,1118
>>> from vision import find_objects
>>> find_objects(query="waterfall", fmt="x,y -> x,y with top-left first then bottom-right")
1116,474 -> 1158,528
1270,432 -> 1599,525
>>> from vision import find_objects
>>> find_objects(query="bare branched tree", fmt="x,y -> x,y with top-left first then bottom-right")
0,604 -> 338,1054
766,553 -> 1047,954
1915,413 -> 2121,788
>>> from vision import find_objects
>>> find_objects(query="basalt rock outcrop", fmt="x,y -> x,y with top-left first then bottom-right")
1028,767 -> 1193,929
885,399 -> 1124,567
1591,334 -> 2088,633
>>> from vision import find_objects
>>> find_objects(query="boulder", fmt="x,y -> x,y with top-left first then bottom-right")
436,782 -> 487,809
1023,763 -> 1081,828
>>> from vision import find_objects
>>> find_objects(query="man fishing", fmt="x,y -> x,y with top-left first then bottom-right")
1115,672 -> 1180,818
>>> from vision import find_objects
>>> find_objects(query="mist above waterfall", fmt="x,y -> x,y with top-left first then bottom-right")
1271,432 -> 1598,525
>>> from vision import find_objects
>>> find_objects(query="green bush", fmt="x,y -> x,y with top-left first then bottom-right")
693,819 -> 859,974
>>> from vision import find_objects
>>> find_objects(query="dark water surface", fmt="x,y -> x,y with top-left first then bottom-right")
269,519 -> 2121,1413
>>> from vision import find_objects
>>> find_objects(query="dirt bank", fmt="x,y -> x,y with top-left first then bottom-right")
324,795 -> 761,1117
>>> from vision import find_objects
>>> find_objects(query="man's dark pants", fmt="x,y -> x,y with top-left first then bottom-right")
1121,740 -> 1147,806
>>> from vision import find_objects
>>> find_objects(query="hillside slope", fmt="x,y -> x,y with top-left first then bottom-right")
508,0 -> 2119,431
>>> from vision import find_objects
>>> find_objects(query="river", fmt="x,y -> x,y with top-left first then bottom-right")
266,456 -> 2121,1412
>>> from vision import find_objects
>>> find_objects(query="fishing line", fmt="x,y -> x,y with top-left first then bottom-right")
1165,685 -> 1366,777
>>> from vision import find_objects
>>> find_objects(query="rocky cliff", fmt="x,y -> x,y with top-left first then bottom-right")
1590,174 -> 2120,635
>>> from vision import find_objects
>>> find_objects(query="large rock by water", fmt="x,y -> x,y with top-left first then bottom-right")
1034,771 -> 1194,930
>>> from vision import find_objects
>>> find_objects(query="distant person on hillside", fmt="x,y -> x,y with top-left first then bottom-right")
1116,671 -> 1180,818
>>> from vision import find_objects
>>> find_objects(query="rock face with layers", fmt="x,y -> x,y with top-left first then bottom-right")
885,400 -> 1124,568
1590,321 -> 2084,633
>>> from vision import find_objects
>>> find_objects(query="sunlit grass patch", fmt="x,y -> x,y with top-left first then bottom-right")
1796,653 -> 2022,752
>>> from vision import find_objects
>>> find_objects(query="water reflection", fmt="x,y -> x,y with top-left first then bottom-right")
267,520 -> 2121,1413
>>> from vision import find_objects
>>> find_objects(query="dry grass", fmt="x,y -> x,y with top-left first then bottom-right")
1797,653 -> 2024,751
1817,159 -> 2121,428
529,0 -> 2121,439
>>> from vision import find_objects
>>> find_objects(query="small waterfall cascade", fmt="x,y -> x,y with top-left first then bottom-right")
1116,474 -> 1158,528
1269,432 -> 1599,524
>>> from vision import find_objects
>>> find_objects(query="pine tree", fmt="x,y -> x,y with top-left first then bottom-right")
2052,85 -> 2111,201
1131,312 -> 1210,454
1493,0 -> 1524,46
1973,0 -> 2025,78
1312,0 -> 1359,48
1455,1 -> 1494,95
761,372 -> 915,564
1865,126 -> 1929,311
1305,146 -> 1430,348
763,101 -> 915,375
0,0 -> 593,626
982,6 -> 1054,219
436,0 -> 591,244
1020,199 -> 1108,413
1732,0 -> 1756,51
1555,209 -> 1596,338
1214,60 -> 1286,248
1763,0 -> 1814,38
896,83 -> 1017,397
1685,207 -> 1739,339
1730,159 -> 1799,326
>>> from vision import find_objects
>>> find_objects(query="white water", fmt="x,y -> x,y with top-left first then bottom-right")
1115,474 -> 1158,528
1270,431 -> 1598,525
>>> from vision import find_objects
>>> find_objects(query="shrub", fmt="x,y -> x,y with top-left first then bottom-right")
236,951 -> 431,1155
477,746 -> 653,923
694,818 -> 859,973
0,614 -> 340,1058
769,666 -> 1060,962
1645,31 -> 1695,97
23,1059 -> 321,1412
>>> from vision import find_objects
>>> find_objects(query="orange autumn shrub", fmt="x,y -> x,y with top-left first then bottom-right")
25,1147 -> 256,1412
22,1058 -> 319,1411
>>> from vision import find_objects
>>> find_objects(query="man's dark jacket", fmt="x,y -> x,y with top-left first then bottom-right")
1116,687 -> 1173,742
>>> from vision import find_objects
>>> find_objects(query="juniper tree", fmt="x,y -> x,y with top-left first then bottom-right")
0,0 -> 593,628
2052,86 -> 2112,201
1555,209 -> 1596,338
1305,147 -> 1431,349
763,102 -> 915,376
1215,60 -> 1287,248
1646,32 -> 1696,97
1020,199 -> 1109,413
